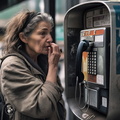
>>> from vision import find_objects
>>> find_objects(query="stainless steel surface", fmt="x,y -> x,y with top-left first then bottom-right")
68,98 -> 106,120
64,1 -> 120,120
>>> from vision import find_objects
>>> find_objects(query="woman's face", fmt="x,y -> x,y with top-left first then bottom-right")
25,21 -> 53,55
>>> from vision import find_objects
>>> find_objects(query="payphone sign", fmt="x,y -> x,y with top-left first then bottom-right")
85,7 -> 110,28
81,28 -> 105,85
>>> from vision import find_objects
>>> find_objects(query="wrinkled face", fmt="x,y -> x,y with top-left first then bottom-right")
25,21 -> 53,55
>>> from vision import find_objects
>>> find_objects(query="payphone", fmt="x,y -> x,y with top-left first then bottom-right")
64,1 -> 120,120
76,27 -> 110,114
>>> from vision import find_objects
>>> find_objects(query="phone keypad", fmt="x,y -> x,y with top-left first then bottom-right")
88,51 -> 97,75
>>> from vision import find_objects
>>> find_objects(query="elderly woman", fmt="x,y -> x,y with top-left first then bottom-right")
0,11 -> 66,120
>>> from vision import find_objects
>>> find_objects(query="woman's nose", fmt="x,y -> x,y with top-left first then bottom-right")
47,34 -> 53,43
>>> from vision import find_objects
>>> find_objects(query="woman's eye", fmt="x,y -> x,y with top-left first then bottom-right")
39,32 -> 47,36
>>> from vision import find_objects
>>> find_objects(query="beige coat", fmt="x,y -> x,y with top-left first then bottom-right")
0,52 -> 66,120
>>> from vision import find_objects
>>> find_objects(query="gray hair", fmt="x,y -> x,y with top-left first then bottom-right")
23,13 -> 54,36
3,11 -> 54,55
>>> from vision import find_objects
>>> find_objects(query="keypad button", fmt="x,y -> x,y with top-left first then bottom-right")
88,51 -> 97,75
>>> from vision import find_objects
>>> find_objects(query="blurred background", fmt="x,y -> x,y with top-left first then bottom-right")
0,0 -> 119,120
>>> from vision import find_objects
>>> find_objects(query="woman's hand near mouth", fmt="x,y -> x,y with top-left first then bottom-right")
46,43 -> 61,83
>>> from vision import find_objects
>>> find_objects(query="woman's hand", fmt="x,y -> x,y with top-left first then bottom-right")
48,43 -> 61,68
46,43 -> 61,83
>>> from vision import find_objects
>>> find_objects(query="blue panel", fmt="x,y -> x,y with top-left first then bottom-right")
113,5 -> 120,74
116,30 -> 120,74
113,5 -> 120,27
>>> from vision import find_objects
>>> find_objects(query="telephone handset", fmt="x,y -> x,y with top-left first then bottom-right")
75,40 -> 89,83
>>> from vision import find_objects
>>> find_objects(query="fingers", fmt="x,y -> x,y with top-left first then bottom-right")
48,43 -> 62,67
48,47 -> 51,57
50,43 -> 61,54
50,43 -> 59,53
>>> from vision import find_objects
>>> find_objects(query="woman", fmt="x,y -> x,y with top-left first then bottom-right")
0,11 -> 66,120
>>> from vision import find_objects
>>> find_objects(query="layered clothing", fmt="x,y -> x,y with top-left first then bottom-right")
0,51 -> 66,120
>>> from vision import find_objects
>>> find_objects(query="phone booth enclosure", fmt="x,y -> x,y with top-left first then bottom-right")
64,1 -> 120,120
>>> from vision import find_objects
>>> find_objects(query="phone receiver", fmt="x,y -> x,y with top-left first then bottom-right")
76,40 -> 89,83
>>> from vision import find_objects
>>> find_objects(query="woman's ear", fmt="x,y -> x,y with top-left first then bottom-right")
19,32 -> 28,43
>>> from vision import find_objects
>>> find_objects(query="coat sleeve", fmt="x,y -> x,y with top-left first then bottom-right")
1,56 -> 63,118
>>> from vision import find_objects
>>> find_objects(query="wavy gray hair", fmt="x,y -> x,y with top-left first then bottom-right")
23,12 -> 54,36
3,11 -> 54,55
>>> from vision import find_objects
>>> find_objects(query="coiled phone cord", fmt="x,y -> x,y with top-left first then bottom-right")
75,77 -> 90,113
79,81 -> 90,112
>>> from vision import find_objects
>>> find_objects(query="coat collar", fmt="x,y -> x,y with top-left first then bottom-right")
1,51 -> 47,80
